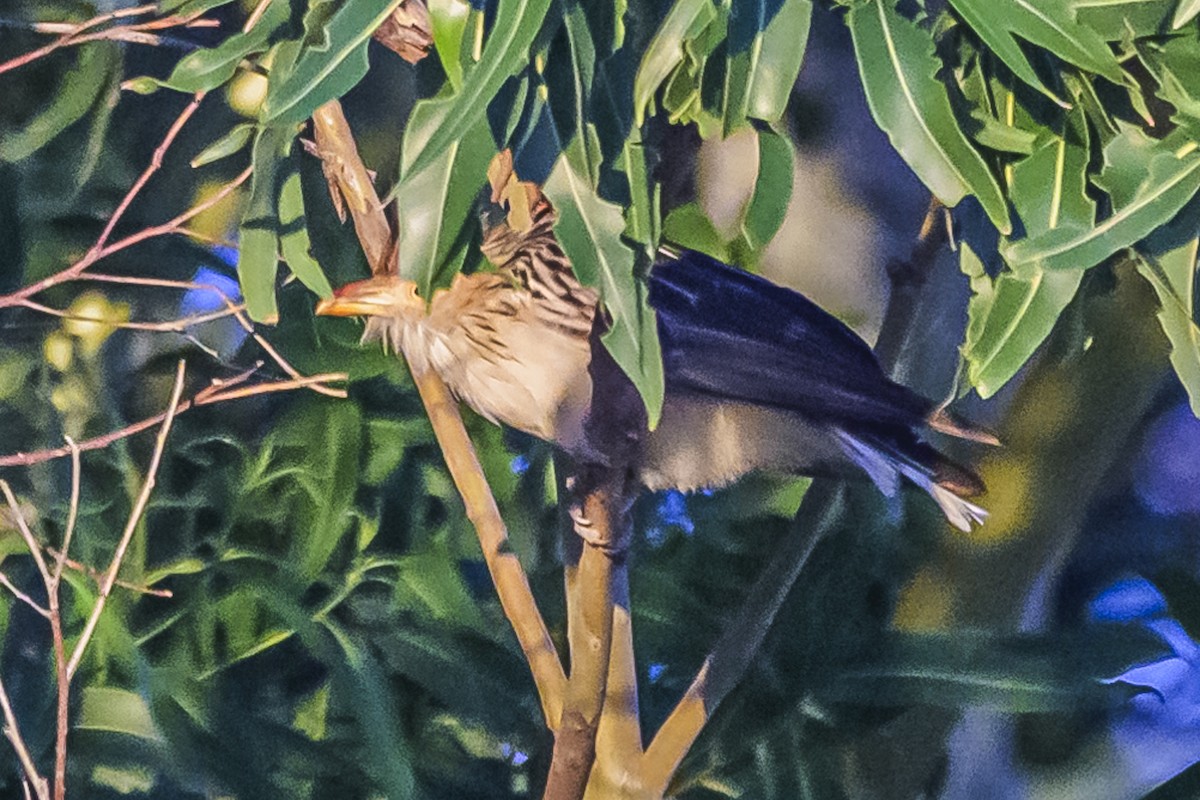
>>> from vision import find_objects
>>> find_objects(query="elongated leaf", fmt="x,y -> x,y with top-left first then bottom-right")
429,0 -> 472,90
0,43 -> 118,162
948,0 -> 1124,102
723,0 -> 812,133
962,244 -> 1084,397
633,0 -> 719,126
740,128 -> 794,250
397,111 -> 494,295
157,0 -> 288,94
238,126 -> 293,323
78,687 -> 159,740
1137,239 -> 1200,415
278,170 -> 334,298
963,109 -> 1091,396
1005,131 -> 1200,270
401,0 -> 553,177
1069,0 -> 1176,39
1175,0 -> 1200,28
544,151 -> 664,426
663,201 -> 729,259
263,0 -> 402,125
822,628 -> 1169,712
191,123 -> 256,168
848,0 -> 1010,233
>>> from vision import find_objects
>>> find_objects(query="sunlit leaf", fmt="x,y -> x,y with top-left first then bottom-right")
1136,239 -> 1200,415
429,0 -> 472,90
397,107 -> 495,295
948,0 -> 1124,101
1005,130 -> 1200,270
401,0 -> 553,177
848,0 -> 1010,233
722,0 -> 811,134
1175,0 -> 1200,28
238,126 -> 292,323
1069,0 -> 1175,39
154,0 -> 288,94
963,109 -> 1091,396
78,687 -> 160,740
263,0 -> 403,125
633,0 -> 719,126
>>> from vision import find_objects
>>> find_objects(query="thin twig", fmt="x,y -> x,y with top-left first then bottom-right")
0,484 -> 53,584
82,272 -> 344,397
46,548 -> 173,598
0,678 -> 48,800
0,3 -> 156,76
48,439 -> 81,800
90,91 -> 206,255
0,371 -> 346,468
18,298 -> 244,333
0,572 -> 50,618
242,0 -> 273,32
51,438 -> 82,589
0,108 -> 242,312
66,360 -> 187,680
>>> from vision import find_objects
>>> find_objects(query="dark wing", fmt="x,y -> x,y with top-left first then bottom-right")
648,249 -> 932,428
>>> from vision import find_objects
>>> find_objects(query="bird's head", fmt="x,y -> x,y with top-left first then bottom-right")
315,275 -> 428,357
314,274 -> 424,320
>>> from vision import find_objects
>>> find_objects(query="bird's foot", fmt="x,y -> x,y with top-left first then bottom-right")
566,467 -> 634,558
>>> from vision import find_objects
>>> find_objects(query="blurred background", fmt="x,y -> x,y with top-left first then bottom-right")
1,1 -> 1199,798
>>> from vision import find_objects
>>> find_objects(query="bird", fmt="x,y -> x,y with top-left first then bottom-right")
315,156 -> 993,532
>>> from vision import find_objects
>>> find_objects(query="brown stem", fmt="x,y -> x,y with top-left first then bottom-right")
543,476 -> 629,800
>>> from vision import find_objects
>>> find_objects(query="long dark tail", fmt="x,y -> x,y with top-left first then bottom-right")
835,428 -> 988,531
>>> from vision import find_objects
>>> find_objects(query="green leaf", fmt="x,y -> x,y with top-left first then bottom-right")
397,113 -> 494,296
947,0 -> 1124,102
823,628 -> 1169,712
722,0 -> 812,134
238,126 -> 293,323
848,0 -> 1010,234
633,0 -> 719,126
962,243 -> 1084,397
161,0 -> 239,13
663,201 -> 730,260
543,151 -> 665,426
278,169 -> 334,298
1175,0 -> 1200,28
156,0 -> 288,93
740,128 -> 794,250
429,0 -> 472,90
1005,130 -> 1200,270
262,0 -> 402,125
1069,0 -> 1176,39
401,0 -> 553,177
78,687 -> 160,740
1136,239 -> 1200,415
963,109 -> 1091,397
0,43 -> 118,162
191,123 -> 256,168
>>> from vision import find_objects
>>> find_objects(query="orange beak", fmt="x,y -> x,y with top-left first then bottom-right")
315,276 -> 409,318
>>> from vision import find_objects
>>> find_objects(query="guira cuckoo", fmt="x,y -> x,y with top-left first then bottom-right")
316,157 -> 991,532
